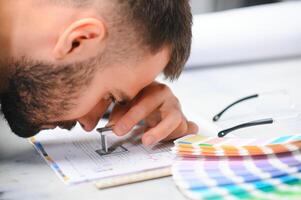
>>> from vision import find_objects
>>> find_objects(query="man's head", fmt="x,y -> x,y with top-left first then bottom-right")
0,0 -> 192,138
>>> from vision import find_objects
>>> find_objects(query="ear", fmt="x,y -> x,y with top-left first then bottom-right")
53,18 -> 106,61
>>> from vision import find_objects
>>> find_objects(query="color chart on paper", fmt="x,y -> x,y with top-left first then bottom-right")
171,134 -> 301,200
172,134 -> 301,157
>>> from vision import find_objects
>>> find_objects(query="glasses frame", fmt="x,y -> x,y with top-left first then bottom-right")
213,93 -> 280,137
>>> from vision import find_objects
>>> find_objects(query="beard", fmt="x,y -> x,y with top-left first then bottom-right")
0,56 -> 98,138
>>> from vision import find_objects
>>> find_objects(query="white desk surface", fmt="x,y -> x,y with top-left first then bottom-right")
1,57 -> 301,200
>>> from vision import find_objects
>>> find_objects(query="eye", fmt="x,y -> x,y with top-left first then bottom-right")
108,94 -> 117,103
107,93 -> 128,106
117,100 -> 128,106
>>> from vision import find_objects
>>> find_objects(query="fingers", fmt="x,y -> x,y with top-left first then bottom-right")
188,121 -> 199,134
144,111 -> 161,128
142,110 -> 182,146
163,120 -> 199,141
143,115 -> 199,146
77,99 -> 112,132
106,104 -> 130,127
112,85 -> 167,136
106,82 -> 199,146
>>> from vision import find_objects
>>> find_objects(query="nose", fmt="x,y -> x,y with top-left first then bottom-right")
77,116 -> 98,132
76,100 -> 112,132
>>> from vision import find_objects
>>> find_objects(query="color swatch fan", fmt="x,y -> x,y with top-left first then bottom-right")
171,134 -> 301,200
172,135 -> 301,157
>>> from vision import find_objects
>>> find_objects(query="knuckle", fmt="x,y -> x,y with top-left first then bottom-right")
167,98 -> 181,113
174,96 -> 180,104
179,116 -> 188,129
158,85 -> 179,106
179,123 -> 188,134
189,121 -> 199,134
173,111 -> 183,124
172,97 -> 181,108
123,106 -> 146,127
131,105 -> 147,119
156,83 -> 171,94
123,114 -> 136,128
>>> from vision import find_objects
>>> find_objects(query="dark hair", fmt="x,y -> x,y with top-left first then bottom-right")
49,0 -> 193,79
1,87 -> 40,138
122,0 -> 192,80
0,58 -> 96,138
0,0 -> 192,138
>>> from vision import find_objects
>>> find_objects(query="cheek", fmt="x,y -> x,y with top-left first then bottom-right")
85,99 -> 111,120
75,100 -> 112,131
63,95 -> 110,121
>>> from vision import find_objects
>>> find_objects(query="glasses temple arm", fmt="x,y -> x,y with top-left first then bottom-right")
213,94 -> 259,122
217,118 -> 273,137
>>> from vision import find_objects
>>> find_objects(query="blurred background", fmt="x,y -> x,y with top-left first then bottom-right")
190,0 -> 297,14
185,0 -> 301,68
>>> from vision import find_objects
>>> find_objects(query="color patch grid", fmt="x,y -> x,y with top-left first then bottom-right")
171,134 -> 301,200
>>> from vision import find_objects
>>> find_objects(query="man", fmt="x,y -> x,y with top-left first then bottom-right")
0,0 -> 198,146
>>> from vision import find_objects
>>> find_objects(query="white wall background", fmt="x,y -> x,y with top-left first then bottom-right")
190,0 -> 243,14
189,0 -> 299,15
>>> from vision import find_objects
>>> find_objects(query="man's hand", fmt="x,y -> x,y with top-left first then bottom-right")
108,82 -> 198,146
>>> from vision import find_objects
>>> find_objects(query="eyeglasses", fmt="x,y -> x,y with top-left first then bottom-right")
213,90 -> 299,137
